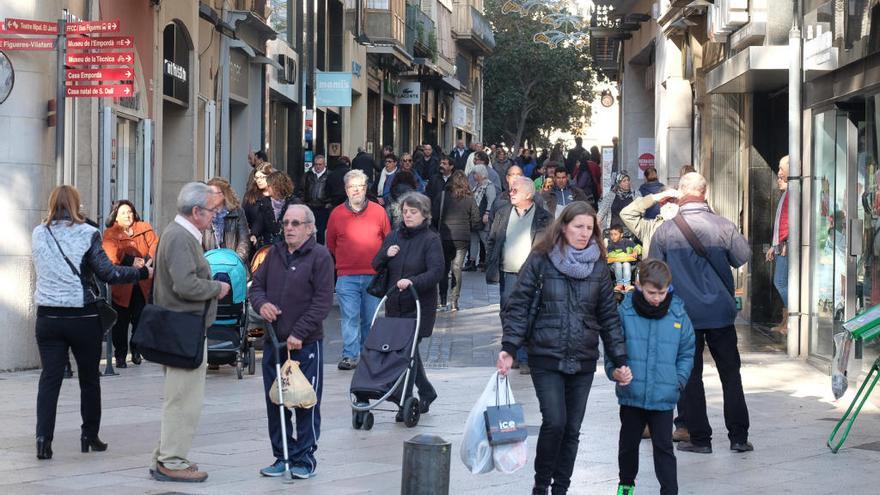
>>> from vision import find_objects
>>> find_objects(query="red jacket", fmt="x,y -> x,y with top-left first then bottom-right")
102,221 -> 158,307
326,201 -> 391,276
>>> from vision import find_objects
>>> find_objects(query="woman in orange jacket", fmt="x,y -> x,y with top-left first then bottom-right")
102,200 -> 157,368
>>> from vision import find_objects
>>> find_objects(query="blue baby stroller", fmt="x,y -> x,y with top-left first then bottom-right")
205,248 -> 255,379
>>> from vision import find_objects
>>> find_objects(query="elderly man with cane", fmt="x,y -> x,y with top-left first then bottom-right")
250,203 -> 334,480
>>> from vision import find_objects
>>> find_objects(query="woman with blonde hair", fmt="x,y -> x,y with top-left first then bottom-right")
203,177 -> 251,263
32,185 -> 153,459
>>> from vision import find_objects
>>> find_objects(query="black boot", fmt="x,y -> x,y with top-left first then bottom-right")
81,434 -> 108,453
36,437 -> 52,460
130,350 -> 142,365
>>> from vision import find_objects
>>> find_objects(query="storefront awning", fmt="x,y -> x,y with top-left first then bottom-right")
706,46 -> 789,94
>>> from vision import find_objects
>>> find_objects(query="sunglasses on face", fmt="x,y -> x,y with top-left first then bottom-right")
282,219 -> 313,228
402,158 -> 413,162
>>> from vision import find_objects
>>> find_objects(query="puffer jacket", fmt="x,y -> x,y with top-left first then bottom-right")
501,252 -> 628,374
604,292 -> 695,411
33,221 -> 148,308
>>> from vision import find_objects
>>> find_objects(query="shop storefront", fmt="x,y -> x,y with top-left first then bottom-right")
803,1 -> 880,366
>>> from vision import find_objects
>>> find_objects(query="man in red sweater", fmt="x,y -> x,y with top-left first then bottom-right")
326,169 -> 392,370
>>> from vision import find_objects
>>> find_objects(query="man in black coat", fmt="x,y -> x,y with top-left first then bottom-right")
351,147 -> 378,189
565,136 -> 589,176
486,176 -> 552,373
450,139 -> 470,171
302,155 -> 332,244
415,143 -> 440,182
425,156 -> 454,204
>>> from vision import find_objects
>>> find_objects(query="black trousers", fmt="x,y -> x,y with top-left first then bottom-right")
112,285 -> 145,361
680,325 -> 750,446
530,368 -> 594,491
36,311 -> 103,439
618,406 -> 677,494
413,339 -> 435,400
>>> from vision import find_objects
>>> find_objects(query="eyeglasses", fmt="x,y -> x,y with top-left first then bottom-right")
282,219 -> 313,228
402,158 -> 413,162
510,188 -> 520,194
346,184 -> 367,190
199,206 -> 220,214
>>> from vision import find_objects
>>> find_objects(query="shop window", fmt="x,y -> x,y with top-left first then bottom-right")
163,21 -> 192,106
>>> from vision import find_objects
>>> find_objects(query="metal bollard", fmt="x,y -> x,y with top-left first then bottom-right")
401,434 -> 451,495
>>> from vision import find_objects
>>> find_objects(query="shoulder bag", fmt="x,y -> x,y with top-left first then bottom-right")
671,214 -> 735,298
133,299 -> 211,369
367,231 -> 399,298
46,225 -> 118,333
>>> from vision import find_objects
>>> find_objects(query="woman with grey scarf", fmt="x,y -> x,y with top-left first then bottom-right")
497,201 -> 631,495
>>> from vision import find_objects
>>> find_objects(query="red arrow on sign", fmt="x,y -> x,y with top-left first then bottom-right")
66,19 -> 121,34
66,84 -> 134,98
66,51 -> 134,66
66,68 -> 134,82
67,36 -> 133,50
3,18 -> 58,35
0,37 -> 55,51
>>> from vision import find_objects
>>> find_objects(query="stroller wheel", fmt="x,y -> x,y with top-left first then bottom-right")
236,360 -> 243,380
402,397 -> 421,428
247,346 -> 256,375
352,410 -> 364,430
362,412 -> 374,431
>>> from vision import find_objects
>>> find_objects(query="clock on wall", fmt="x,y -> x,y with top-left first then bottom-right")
600,90 -> 614,108
0,51 -> 13,105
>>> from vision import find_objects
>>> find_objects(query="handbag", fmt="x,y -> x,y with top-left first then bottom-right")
483,374 -> 528,446
46,225 -> 118,333
132,300 -> 211,369
367,231 -> 399,298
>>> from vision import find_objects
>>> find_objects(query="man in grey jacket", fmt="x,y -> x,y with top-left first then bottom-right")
150,182 -> 230,483
649,173 -> 753,455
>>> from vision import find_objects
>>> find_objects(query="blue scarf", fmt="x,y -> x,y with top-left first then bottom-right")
549,241 -> 600,279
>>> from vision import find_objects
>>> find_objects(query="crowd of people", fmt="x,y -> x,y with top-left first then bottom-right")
29,137 -> 759,494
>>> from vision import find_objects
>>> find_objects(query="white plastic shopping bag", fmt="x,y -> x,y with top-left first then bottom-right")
831,332 -> 854,400
460,371 -> 529,474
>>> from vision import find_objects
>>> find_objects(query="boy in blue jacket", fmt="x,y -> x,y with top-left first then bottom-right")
606,259 -> 695,495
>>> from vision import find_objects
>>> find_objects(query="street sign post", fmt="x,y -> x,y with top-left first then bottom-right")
66,68 -> 133,82
0,38 -> 55,51
66,19 -> 120,34
4,18 -> 58,35
66,84 -> 133,98
66,36 -> 133,50
66,51 -> 134,66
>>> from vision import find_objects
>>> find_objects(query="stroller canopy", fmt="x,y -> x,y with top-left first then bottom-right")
205,248 -> 248,304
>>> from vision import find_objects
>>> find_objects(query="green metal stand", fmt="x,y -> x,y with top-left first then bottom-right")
828,356 -> 880,453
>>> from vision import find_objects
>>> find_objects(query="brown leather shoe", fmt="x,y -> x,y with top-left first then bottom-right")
151,463 -> 208,482
672,426 -> 690,443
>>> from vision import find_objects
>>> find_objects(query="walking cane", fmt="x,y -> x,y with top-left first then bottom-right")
267,323 -> 296,483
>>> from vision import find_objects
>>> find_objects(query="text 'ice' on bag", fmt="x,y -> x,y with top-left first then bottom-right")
460,371 -> 528,475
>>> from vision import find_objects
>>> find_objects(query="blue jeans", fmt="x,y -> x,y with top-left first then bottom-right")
262,339 -> 323,470
773,253 -> 788,306
336,275 -> 381,360
612,262 -> 632,285
500,271 -> 528,364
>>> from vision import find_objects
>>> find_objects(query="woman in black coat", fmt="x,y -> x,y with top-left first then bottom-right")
497,201 -> 631,495
372,191 -> 445,417
253,171 -> 302,249
432,169 -> 481,311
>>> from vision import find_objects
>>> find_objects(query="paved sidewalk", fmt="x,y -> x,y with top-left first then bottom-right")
2,273 -> 880,494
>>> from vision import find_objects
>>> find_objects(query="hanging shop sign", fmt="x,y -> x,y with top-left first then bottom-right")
164,59 -> 187,82
66,68 -> 133,82
163,22 -> 190,104
396,81 -> 421,105
67,51 -> 134,66
315,72 -> 352,107
66,83 -> 133,98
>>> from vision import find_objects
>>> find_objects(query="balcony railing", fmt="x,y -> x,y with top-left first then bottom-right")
365,0 -> 408,50
452,3 -> 495,55
405,3 -> 437,59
